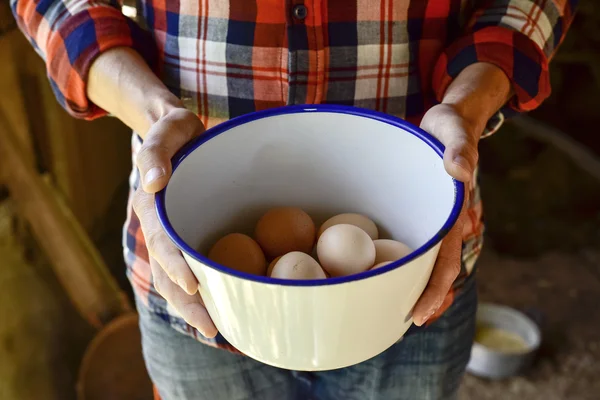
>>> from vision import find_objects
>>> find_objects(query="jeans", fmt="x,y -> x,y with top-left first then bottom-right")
137,273 -> 477,400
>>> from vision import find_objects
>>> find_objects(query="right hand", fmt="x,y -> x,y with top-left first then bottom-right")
132,108 -> 218,338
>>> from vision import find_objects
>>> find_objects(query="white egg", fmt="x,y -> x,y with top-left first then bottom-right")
318,213 -> 379,240
371,261 -> 391,270
373,239 -> 412,265
317,224 -> 376,277
270,252 -> 326,280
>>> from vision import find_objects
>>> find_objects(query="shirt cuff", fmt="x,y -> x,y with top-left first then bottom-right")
45,6 -> 158,120
432,26 -> 551,113
481,111 -> 504,139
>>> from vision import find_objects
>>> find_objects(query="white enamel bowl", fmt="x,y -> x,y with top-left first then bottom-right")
156,105 -> 464,371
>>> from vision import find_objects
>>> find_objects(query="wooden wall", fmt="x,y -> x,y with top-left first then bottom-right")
0,4 -> 135,398
8,33 -> 133,232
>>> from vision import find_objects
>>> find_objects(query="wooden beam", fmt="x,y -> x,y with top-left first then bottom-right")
0,109 -> 131,328
0,30 -> 35,167
0,199 -> 94,400
13,33 -> 133,233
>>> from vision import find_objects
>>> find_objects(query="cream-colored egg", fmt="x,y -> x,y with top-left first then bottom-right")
317,224 -> 376,277
317,213 -> 379,240
270,252 -> 326,280
370,261 -> 391,270
373,239 -> 412,265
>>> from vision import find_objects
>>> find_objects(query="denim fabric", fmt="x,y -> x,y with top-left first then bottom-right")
137,273 -> 477,400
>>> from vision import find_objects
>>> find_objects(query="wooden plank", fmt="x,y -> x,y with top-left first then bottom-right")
0,30 -> 36,167
0,200 -> 72,400
0,200 -> 93,400
14,36 -> 133,233
0,109 -> 131,328
0,22 -> 38,243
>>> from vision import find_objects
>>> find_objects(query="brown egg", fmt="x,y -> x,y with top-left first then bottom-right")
208,233 -> 266,275
270,252 -> 326,280
255,207 -> 316,259
317,213 -> 379,240
266,256 -> 282,277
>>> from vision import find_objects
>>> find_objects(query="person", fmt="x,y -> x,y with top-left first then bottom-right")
12,0 -> 575,398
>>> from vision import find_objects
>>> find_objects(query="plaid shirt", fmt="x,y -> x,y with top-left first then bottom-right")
13,0 -> 575,350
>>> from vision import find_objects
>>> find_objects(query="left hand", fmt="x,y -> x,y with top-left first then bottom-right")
412,103 -> 484,326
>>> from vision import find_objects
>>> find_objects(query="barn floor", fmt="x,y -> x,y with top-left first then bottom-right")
459,249 -> 600,400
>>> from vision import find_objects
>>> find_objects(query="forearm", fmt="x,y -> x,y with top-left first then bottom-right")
441,62 -> 512,134
87,47 -> 182,138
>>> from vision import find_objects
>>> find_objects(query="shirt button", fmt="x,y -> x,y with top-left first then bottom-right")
292,4 -> 308,20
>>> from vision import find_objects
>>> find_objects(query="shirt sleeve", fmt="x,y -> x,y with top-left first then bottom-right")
11,0 -> 158,119
432,0 -> 578,113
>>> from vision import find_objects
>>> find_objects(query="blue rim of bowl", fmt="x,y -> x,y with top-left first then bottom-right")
155,104 -> 465,286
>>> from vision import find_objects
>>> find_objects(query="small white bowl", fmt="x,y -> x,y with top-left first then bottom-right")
467,303 -> 542,379
156,105 -> 464,371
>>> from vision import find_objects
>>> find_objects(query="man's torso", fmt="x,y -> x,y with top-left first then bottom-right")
124,0 -> 483,346
134,0 -> 472,127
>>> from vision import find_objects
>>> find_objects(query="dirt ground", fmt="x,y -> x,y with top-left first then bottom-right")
459,249 -> 600,400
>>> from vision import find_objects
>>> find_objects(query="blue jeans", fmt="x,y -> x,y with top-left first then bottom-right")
138,273 -> 477,400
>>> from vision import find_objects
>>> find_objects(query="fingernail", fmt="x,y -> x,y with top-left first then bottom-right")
177,278 -> 189,294
420,307 -> 438,325
144,167 -> 165,186
452,155 -> 471,173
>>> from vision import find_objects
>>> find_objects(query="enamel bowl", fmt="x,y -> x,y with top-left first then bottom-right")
156,105 -> 464,371
467,303 -> 542,379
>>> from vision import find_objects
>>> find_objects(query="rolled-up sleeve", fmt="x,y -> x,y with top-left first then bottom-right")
433,0 -> 577,113
11,0 -> 157,119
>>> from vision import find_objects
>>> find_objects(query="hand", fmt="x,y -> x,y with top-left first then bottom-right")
86,48 -> 218,337
132,108 -> 218,337
411,62 -> 511,326
412,103 -> 481,326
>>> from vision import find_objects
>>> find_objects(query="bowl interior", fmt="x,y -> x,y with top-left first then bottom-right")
159,106 -> 462,282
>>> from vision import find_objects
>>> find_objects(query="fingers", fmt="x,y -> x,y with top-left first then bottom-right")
133,109 -> 213,335
133,188 -> 198,295
136,109 -> 205,193
412,207 -> 466,326
150,258 -> 218,338
420,104 -> 480,183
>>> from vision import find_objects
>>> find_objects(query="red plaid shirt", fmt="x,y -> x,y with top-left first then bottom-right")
13,0 -> 575,349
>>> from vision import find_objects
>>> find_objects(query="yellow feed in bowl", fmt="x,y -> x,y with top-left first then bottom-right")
475,324 -> 529,353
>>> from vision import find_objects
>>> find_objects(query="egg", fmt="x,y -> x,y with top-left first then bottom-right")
317,213 -> 379,240
373,239 -> 412,265
255,207 -> 316,259
317,224 -> 376,277
208,233 -> 266,275
266,256 -> 282,277
371,261 -> 391,270
270,252 -> 327,280
310,244 -> 319,260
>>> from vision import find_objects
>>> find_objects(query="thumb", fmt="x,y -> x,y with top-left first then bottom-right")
420,105 -> 479,183
441,136 -> 478,184
136,110 -> 204,193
